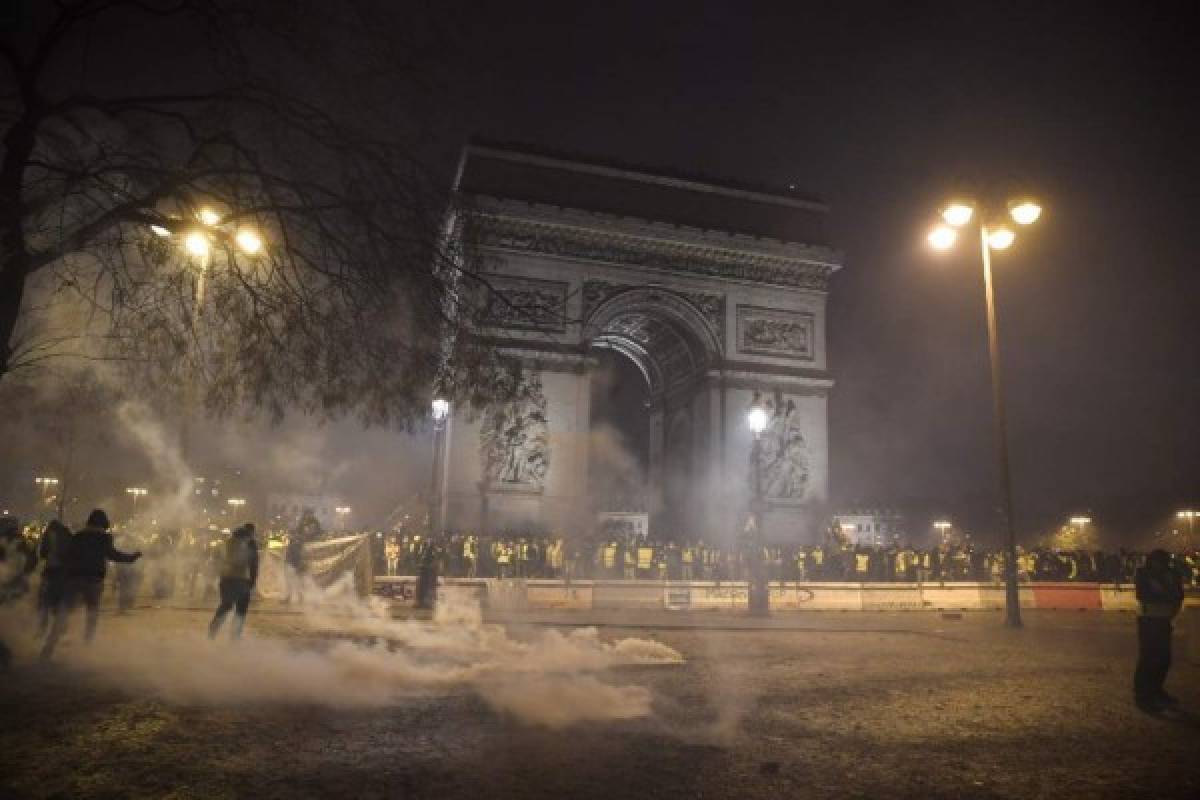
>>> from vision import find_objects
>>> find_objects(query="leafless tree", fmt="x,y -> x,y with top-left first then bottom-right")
0,0 -> 506,429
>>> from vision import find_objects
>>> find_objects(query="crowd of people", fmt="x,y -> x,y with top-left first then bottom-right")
0,510 -> 325,666
378,531 -> 1200,586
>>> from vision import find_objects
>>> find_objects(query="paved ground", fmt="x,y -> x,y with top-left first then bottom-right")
1,605 -> 1197,799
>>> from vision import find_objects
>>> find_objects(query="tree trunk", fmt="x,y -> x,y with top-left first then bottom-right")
0,117 -> 36,380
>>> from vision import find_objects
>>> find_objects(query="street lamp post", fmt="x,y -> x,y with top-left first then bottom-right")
35,477 -> 59,517
430,398 -> 450,537
928,196 -> 1043,628
1178,510 -> 1197,547
148,209 -> 266,490
746,399 -> 769,617
125,487 -> 149,522
227,497 -> 246,521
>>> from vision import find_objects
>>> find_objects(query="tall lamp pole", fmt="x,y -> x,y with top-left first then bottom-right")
1178,510 -> 1197,547
746,399 -> 769,616
430,398 -> 450,537
928,196 -> 1043,628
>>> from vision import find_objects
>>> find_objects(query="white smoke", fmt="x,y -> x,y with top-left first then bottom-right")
0,578 -> 683,729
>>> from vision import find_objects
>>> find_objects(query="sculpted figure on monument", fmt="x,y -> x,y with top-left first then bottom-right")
752,397 -> 810,501
480,371 -> 550,488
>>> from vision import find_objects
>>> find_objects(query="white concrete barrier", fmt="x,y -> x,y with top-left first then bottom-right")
371,576 -> 1174,613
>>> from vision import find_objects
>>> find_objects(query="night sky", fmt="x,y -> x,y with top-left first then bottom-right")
4,2 -> 1196,543
439,1 -> 1199,541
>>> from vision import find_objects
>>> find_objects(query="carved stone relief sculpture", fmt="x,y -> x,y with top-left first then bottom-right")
480,372 -> 550,490
482,275 -> 568,332
737,306 -> 814,360
751,396 -> 810,502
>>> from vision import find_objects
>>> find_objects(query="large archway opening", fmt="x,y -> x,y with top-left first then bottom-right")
587,348 -> 650,513
582,288 -> 722,537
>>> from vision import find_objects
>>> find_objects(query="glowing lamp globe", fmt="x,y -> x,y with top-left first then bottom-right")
987,227 -> 1016,250
184,231 -> 210,258
927,225 -> 957,251
940,203 -> 974,227
747,407 -> 768,435
235,228 -> 263,254
1009,200 -> 1042,226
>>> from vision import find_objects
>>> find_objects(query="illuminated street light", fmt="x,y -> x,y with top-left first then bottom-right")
941,202 -> 975,227
125,487 -> 149,519
927,225 -> 957,251
235,228 -> 263,255
1178,510 -> 1198,542
184,230 -> 211,258
150,224 -> 171,237
925,194 -> 1043,629
35,477 -> 59,509
746,406 -> 769,436
431,397 -> 450,422
745,397 -> 770,616
987,227 -> 1016,250
1009,200 -> 1042,226
1070,516 -> 1092,526
197,208 -> 221,226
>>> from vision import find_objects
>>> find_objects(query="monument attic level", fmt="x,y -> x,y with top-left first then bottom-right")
437,142 -> 843,543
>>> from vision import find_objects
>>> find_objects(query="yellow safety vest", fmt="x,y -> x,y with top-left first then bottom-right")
637,547 -> 653,569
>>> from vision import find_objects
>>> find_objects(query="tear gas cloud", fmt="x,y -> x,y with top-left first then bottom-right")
0,577 -> 682,729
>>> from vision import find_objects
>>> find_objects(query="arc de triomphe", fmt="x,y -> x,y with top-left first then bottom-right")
436,142 -> 842,543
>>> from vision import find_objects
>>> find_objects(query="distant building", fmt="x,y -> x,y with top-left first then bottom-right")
833,508 -> 906,547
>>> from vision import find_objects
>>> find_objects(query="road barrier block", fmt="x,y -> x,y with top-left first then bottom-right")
592,582 -> 667,610
1032,583 -> 1102,610
861,585 -> 925,611
688,582 -> 748,610
526,582 -> 593,610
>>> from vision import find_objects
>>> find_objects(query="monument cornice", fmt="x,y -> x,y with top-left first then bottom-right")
464,199 -> 841,292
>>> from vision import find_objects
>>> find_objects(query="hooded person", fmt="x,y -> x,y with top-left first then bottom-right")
208,523 -> 259,640
40,509 -> 141,660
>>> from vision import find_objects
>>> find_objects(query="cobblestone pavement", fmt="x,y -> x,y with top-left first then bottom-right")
1,607 -> 1197,799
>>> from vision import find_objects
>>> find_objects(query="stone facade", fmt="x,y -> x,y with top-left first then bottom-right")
436,143 -> 842,543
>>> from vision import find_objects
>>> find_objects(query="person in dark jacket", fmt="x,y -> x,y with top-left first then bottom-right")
1133,549 -> 1185,711
36,520 -> 72,636
40,509 -> 141,660
208,524 -> 259,640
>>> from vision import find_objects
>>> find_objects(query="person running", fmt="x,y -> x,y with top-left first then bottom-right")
208,524 -> 259,640
36,520 -> 72,636
40,509 -> 141,660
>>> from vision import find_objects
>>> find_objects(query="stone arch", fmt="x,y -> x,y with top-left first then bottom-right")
582,286 -> 722,397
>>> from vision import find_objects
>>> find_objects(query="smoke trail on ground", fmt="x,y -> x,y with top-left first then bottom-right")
0,580 -> 683,729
